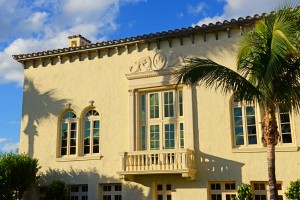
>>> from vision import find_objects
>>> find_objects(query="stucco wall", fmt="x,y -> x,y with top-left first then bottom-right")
19,26 -> 300,200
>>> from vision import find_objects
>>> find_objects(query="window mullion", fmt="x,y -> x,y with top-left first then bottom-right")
242,105 -> 249,147
67,121 -> 71,155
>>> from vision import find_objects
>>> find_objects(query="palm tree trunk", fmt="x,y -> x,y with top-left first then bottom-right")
267,144 -> 278,200
262,108 -> 279,200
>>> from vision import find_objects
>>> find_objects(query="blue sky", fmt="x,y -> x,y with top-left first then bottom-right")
0,0 -> 294,153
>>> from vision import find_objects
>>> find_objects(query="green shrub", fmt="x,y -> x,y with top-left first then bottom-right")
285,179 -> 300,200
234,184 -> 253,200
0,152 -> 40,200
45,180 -> 68,200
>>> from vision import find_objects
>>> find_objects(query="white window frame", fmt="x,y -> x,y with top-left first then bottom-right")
139,89 -> 184,151
154,183 -> 172,200
208,181 -> 237,200
60,111 -> 78,157
251,181 -> 284,200
70,185 -> 88,200
276,109 -> 295,146
100,183 -> 122,200
232,99 -> 259,147
83,109 -> 100,155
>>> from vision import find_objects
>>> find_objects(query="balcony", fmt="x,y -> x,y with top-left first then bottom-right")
118,149 -> 197,180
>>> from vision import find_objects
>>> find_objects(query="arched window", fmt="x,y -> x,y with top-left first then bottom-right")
60,111 -> 77,156
232,98 -> 258,146
83,109 -> 100,154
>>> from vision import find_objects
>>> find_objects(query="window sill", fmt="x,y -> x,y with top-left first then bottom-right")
231,146 -> 299,153
56,155 -> 103,162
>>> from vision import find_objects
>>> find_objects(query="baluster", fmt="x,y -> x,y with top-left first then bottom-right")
163,152 -> 166,170
182,152 -> 187,169
128,155 -> 131,171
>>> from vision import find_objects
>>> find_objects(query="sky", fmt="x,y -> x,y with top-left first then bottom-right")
0,0 -> 297,153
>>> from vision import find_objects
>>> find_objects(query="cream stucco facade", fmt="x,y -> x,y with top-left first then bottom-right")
13,14 -> 300,200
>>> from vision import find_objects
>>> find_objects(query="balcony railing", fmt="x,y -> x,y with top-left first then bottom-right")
118,149 -> 196,180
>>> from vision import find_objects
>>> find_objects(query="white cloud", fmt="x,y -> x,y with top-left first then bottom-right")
187,2 -> 206,15
1,142 -> 19,153
0,0 -> 131,84
0,138 -> 19,153
0,138 -> 10,143
22,12 -> 49,32
195,0 -> 300,25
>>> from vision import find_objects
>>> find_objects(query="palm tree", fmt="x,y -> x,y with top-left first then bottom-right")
175,5 -> 300,200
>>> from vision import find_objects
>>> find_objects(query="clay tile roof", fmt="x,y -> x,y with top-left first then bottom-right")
12,11 -> 271,61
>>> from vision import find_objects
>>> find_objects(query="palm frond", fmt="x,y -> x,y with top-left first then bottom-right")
174,58 -> 262,102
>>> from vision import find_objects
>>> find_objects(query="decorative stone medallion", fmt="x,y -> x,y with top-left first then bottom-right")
153,52 -> 167,70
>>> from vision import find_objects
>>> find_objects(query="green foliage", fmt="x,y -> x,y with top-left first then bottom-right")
0,152 -> 40,200
45,180 -> 69,200
285,179 -> 300,200
236,184 -> 253,200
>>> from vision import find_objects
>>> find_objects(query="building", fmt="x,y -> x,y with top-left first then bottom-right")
13,12 -> 299,200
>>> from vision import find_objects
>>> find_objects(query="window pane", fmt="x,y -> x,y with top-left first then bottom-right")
115,195 -> 122,200
70,147 -> 76,154
247,116 -> 255,125
280,113 -> 290,123
166,184 -> 172,190
246,106 -> 255,115
282,134 -> 292,143
71,122 -> 77,130
61,148 -> 67,155
165,124 -> 175,149
236,135 -> 244,145
93,129 -> 99,137
93,146 -> 99,153
93,137 -> 99,145
234,116 -> 243,126
84,137 -> 90,145
157,195 -> 163,200
180,123 -> 184,148
281,124 -> 291,133
179,90 -> 183,116
141,125 -> 146,150
141,94 -> 146,121
150,93 -> 159,118
157,184 -> 163,191
84,146 -> 90,154
94,121 -> 100,128
70,139 -> 76,146
234,127 -> 243,136
247,126 -> 256,135
61,140 -> 67,147
104,186 -> 111,191
85,121 -> 90,129
115,185 -> 122,191
234,107 -> 242,116
248,135 -> 257,144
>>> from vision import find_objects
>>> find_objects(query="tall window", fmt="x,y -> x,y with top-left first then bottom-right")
60,111 -> 77,156
83,109 -> 100,155
232,98 -> 258,146
278,109 -> 293,144
139,89 -> 184,151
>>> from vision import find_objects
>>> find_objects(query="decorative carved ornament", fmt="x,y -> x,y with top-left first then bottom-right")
129,52 -> 185,73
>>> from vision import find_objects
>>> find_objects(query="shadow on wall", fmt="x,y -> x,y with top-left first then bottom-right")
38,167 -> 147,200
197,152 -> 244,186
22,77 -> 69,157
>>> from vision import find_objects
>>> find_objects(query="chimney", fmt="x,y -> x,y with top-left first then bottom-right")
68,35 -> 91,47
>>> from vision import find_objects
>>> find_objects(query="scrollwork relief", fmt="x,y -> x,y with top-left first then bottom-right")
128,52 -> 186,73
